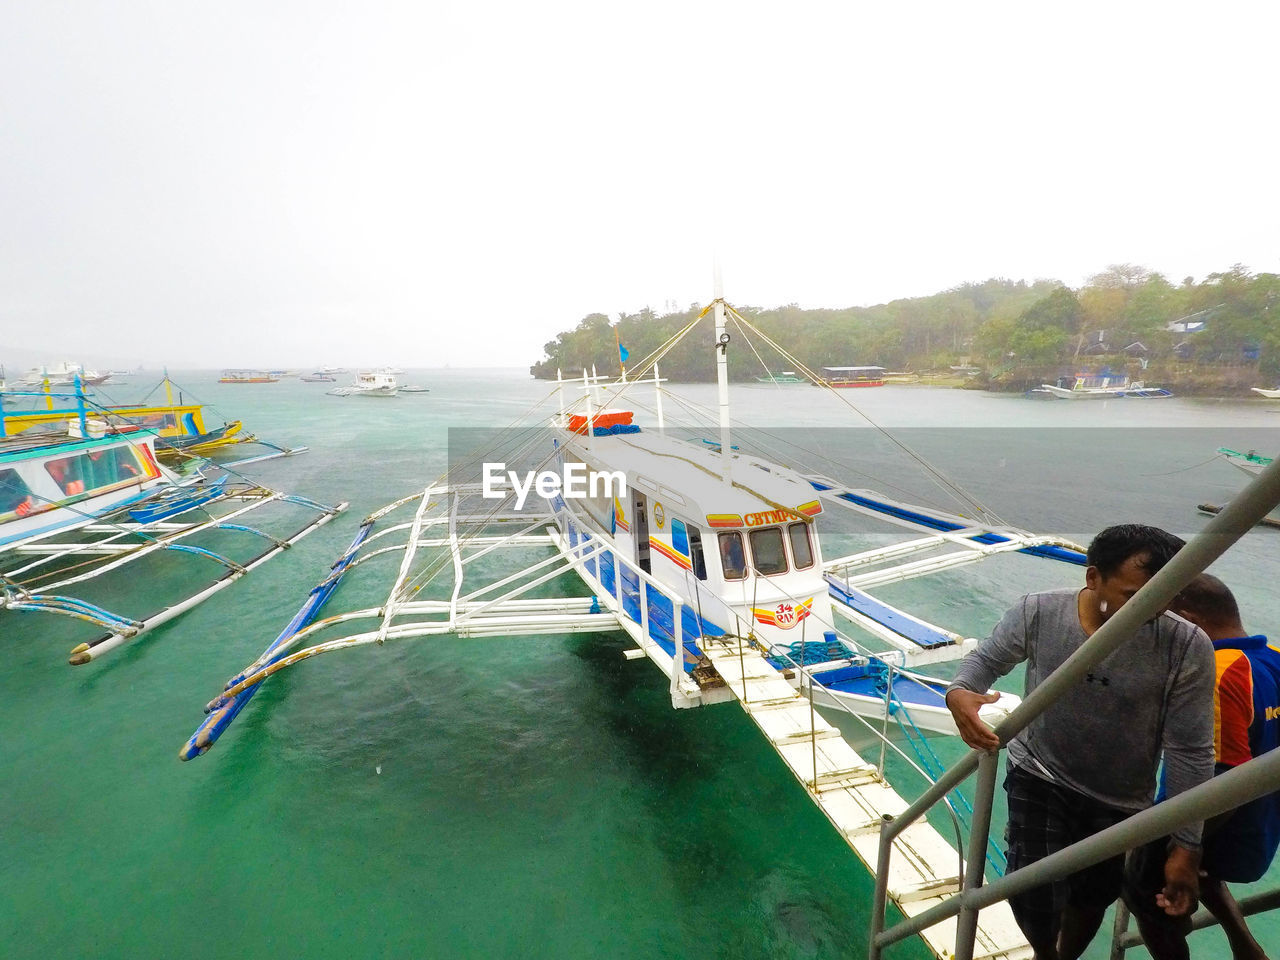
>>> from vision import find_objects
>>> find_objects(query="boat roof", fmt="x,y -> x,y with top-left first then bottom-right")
0,431 -> 141,462
562,427 -> 822,526
823,366 -> 885,372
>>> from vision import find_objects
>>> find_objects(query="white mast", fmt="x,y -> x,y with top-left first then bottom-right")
653,362 -> 664,432
713,263 -> 732,483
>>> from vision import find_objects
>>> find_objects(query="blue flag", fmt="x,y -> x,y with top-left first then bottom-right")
618,344 -> 629,363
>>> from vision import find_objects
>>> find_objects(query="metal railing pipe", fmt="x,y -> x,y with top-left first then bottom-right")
953,750 -> 1000,960
866,815 -> 895,960
875,745 -> 1280,948
1112,887 -> 1280,951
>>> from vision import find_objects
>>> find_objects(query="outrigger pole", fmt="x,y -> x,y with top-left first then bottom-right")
179,516 -> 374,760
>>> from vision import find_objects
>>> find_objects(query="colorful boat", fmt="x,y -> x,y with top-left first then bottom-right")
218,371 -> 279,383
0,430 -> 168,548
0,377 -> 302,465
819,365 -> 887,387
0,386 -> 345,663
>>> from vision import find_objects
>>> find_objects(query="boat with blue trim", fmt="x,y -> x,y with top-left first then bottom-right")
1038,373 -> 1172,399
0,383 -> 345,663
181,286 -> 1100,959
0,376 -> 304,465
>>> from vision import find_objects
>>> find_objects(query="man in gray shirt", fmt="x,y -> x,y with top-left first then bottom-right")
946,524 -> 1215,960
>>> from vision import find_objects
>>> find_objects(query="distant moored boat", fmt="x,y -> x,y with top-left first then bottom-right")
219,371 -> 279,383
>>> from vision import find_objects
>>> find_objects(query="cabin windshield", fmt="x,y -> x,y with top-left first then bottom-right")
44,446 -> 147,497
788,522 -> 814,569
748,527 -> 788,576
718,532 -> 746,580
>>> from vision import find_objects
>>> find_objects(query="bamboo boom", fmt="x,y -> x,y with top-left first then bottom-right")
179,516 -> 373,759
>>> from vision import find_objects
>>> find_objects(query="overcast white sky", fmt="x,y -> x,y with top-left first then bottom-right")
2,1 -> 1277,369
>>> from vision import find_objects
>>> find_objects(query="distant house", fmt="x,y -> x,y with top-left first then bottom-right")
1079,330 -> 1111,355
1166,319 -> 1207,334
1122,342 -> 1149,357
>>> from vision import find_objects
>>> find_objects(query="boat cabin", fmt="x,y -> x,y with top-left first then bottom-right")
552,410 -> 832,652
820,366 -> 886,388
0,433 -> 163,542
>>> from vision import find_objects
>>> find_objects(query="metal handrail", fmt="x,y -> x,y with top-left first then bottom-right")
868,452 -> 1280,960
1110,887 -> 1280,957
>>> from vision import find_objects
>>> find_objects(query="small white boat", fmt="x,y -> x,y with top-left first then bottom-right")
1214,447 -> 1279,523
1038,374 -> 1171,399
328,371 -> 399,397
1250,386 -> 1280,399
17,362 -> 111,386
1218,447 -> 1272,478
399,385 -> 430,394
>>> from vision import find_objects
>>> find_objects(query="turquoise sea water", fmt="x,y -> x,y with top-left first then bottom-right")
3,370 -> 1279,960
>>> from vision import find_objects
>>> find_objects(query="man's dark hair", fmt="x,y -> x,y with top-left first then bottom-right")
1172,573 -> 1241,625
1086,524 -> 1185,578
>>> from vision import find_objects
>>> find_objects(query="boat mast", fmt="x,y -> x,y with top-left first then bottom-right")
713,264 -> 732,482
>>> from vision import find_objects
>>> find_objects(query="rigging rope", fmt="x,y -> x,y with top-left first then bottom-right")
723,304 -> 1005,527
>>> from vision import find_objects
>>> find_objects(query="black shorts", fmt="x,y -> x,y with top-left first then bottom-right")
1004,765 -> 1133,947
1121,836 -> 1194,937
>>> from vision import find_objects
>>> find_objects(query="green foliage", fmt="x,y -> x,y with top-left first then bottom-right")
1017,286 -> 1082,334
529,266 -> 1280,380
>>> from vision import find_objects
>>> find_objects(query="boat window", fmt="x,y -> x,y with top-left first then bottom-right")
688,529 -> 708,581
103,446 -> 146,483
788,522 -> 814,569
0,469 -> 34,515
718,532 -> 747,581
671,519 -> 689,555
45,454 -> 87,495
749,527 -> 788,576
45,446 -> 146,497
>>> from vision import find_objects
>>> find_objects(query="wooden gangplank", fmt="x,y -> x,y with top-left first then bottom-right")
700,635 -> 1033,960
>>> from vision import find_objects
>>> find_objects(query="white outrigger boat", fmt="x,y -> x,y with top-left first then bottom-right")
0,385 -> 346,663
327,370 -> 399,397
1038,373 -> 1171,399
182,288 -> 1100,960
1211,447 -> 1280,524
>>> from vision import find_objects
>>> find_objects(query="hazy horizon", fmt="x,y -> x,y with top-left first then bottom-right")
3,2 -> 1277,370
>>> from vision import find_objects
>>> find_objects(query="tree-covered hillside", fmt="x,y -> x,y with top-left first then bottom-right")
530,265 -> 1280,386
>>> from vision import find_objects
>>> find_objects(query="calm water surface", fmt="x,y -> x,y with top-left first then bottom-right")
3,371 -> 1278,960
